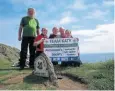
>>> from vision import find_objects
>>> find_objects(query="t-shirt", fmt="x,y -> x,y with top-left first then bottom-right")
65,35 -> 73,38
20,16 -> 40,37
61,34 -> 66,38
49,34 -> 57,38
34,34 -> 47,52
56,35 -> 65,38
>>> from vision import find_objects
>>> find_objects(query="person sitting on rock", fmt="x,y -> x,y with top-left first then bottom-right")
34,28 -> 48,57
33,28 -> 58,87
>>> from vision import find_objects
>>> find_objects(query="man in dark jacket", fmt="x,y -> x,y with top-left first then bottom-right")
49,27 -> 58,38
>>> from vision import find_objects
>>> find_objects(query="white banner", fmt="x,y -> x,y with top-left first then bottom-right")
44,38 -> 79,62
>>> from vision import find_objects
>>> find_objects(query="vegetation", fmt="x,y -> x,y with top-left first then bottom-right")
0,44 -> 114,90
0,58 -> 114,90
0,43 -> 20,62
63,60 -> 114,90
0,59 -> 56,90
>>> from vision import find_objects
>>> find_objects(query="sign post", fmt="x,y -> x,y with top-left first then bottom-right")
34,55 -> 49,77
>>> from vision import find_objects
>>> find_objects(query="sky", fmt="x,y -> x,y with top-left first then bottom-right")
0,0 -> 114,53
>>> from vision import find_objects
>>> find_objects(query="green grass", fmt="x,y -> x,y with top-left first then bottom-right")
0,59 -> 11,68
6,83 -> 33,90
0,58 -> 114,90
63,60 -> 114,90
0,59 -> 56,90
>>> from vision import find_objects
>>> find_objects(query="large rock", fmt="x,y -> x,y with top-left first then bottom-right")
33,53 -> 58,86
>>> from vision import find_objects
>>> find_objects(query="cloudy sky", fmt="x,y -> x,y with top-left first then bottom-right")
0,0 -> 114,53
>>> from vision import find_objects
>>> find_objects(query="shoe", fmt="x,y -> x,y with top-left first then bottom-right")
29,65 -> 34,69
57,75 -> 63,79
19,66 -> 24,70
19,67 -> 24,70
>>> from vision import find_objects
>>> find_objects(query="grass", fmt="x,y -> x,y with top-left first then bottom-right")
0,59 -> 56,90
6,83 -> 33,90
0,59 -> 11,68
0,59 -> 114,90
62,59 -> 114,90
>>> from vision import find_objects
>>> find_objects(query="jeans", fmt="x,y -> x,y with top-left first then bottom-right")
19,36 -> 35,68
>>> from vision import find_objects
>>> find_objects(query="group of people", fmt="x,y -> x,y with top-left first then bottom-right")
18,8 -> 75,70
33,27 -> 73,40
49,27 -> 73,38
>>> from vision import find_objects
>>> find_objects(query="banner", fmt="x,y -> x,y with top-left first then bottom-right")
44,38 -> 79,62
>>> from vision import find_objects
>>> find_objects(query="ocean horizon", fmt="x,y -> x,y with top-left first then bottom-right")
80,52 -> 114,63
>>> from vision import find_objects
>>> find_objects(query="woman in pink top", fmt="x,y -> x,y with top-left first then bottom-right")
65,30 -> 73,38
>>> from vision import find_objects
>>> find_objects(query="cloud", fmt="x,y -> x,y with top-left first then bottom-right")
11,0 -> 43,7
45,10 -> 78,26
61,11 -> 72,17
9,0 -> 43,14
85,9 -> 109,19
10,0 -> 58,14
68,0 -> 86,10
47,5 -> 57,12
44,16 -> 78,27
87,3 -> 99,9
72,29 -> 95,36
58,10 -> 78,25
59,16 -> 78,25
103,0 -> 114,7
67,0 -> 101,10
72,23 -> 114,53
0,0 -> 114,53
71,25 -> 84,29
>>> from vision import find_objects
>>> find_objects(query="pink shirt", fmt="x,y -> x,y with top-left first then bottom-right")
61,34 -> 66,38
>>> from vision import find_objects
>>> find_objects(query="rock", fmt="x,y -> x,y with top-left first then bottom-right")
33,53 -> 58,86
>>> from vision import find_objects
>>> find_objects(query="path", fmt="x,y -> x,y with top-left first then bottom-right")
57,76 -> 87,90
0,72 -> 87,90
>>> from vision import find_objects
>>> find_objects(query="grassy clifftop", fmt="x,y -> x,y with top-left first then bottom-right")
0,43 -> 114,90
0,58 -> 114,90
0,43 -> 20,63
63,60 -> 114,90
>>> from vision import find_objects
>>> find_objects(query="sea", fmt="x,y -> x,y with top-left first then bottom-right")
80,53 -> 114,63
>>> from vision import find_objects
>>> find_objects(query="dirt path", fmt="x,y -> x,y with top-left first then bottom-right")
1,74 -> 87,90
57,76 -> 87,90
3,74 -> 28,84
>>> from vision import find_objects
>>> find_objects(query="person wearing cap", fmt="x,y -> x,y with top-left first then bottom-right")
18,8 -> 40,70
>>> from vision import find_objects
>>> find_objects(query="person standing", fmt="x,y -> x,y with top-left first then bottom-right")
18,8 -> 40,70
65,30 -> 73,38
49,27 -> 58,38
49,27 -> 59,65
58,27 -> 66,38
